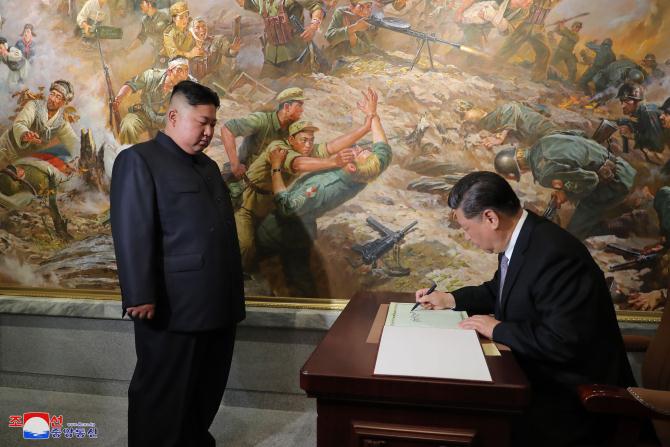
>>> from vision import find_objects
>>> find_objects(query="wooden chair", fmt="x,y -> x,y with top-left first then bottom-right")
578,303 -> 670,447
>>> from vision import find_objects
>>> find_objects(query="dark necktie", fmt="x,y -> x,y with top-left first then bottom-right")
499,255 -> 509,305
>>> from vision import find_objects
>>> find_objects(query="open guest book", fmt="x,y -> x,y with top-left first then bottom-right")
374,302 -> 493,382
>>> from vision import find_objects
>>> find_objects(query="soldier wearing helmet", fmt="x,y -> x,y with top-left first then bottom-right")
618,84 -> 667,153
578,37 -> 616,94
640,53 -> 666,81
494,133 -> 636,240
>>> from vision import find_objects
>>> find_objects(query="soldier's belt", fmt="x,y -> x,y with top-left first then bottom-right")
242,174 -> 272,195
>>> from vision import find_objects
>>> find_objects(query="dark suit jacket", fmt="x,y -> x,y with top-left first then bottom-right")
453,211 -> 634,391
110,132 -> 245,332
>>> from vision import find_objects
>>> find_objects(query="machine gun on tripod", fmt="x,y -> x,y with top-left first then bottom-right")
352,217 -> 417,276
342,12 -> 487,70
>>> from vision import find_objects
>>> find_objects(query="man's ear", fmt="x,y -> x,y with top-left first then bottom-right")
167,109 -> 178,127
482,209 -> 500,230
345,163 -> 357,173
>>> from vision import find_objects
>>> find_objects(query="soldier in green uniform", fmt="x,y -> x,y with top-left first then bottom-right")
255,89 -> 390,295
113,57 -> 191,144
494,133 -> 636,240
128,0 -> 171,66
159,2 -> 202,66
475,101 -> 561,148
221,87 -> 306,204
550,21 -> 581,83
0,80 -> 77,169
237,0 -> 324,77
236,112 -> 372,271
324,0 -> 375,59
497,0 -> 561,82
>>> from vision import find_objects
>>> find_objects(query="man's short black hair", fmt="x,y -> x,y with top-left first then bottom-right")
142,0 -> 158,6
171,80 -> 220,109
448,171 -> 521,219
0,37 -> 7,46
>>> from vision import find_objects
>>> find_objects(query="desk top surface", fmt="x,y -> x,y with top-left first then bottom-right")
300,291 -> 530,410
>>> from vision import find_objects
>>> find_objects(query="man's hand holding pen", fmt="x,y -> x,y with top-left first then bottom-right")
414,288 -> 456,310
414,287 -> 500,339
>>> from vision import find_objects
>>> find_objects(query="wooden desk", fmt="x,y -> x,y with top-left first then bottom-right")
300,291 -> 530,447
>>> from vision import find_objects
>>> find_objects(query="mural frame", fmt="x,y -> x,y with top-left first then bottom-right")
0,285 -> 660,322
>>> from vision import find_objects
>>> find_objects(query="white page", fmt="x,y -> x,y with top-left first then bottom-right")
374,326 -> 493,382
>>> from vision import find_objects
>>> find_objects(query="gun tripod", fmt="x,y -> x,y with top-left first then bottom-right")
410,37 -> 436,71
380,244 -> 411,277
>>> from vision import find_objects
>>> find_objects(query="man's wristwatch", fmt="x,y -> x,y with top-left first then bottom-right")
271,168 -> 282,174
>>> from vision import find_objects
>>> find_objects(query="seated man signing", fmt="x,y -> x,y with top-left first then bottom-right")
414,171 -> 634,447
235,88 -> 379,272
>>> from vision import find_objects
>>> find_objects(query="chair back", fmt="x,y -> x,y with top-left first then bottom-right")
642,302 -> 670,446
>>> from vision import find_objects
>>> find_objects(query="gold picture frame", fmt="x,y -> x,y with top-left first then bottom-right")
0,286 -> 660,323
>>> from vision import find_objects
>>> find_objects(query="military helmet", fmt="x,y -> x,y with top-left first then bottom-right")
50,79 -> 74,102
169,1 -> 189,16
602,38 -> 613,46
617,83 -> 644,101
493,145 -> 521,182
661,97 -> 670,114
626,68 -> 645,84
572,21 -> 582,29
276,87 -> 307,103
644,53 -> 656,62
289,120 -> 319,136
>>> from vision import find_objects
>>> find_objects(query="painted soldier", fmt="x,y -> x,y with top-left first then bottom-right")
0,80 -> 77,169
15,24 -> 36,61
324,0 -> 376,59
578,38 -> 616,94
113,57 -> 191,144
188,17 -> 241,85
77,0 -> 112,37
255,89 -> 390,296
494,133 -> 636,240
236,110 -> 371,271
128,0 -> 171,65
456,0 -> 532,50
550,21 -> 581,83
221,87 -> 306,182
476,101 -> 561,148
640,53 -> 666,82
159,2 -> 202,66
593,59 -> 646,93
0,37 -> 29,89
497,0 -> 561,82
618,84 -> 668,154
237,0 -> 324,78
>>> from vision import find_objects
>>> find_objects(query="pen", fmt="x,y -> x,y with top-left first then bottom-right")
411,282 -> 437,312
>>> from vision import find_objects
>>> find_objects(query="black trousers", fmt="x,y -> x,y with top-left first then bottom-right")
128,320 -> 237,447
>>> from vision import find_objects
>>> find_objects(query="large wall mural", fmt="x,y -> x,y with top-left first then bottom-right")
0,0 -> 668,318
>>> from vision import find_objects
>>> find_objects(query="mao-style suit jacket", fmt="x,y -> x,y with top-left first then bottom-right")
110,132 -> 245,332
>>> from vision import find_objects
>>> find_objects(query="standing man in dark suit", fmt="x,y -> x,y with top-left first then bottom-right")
415,171 -> 634,447
110,80 -> 245,446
